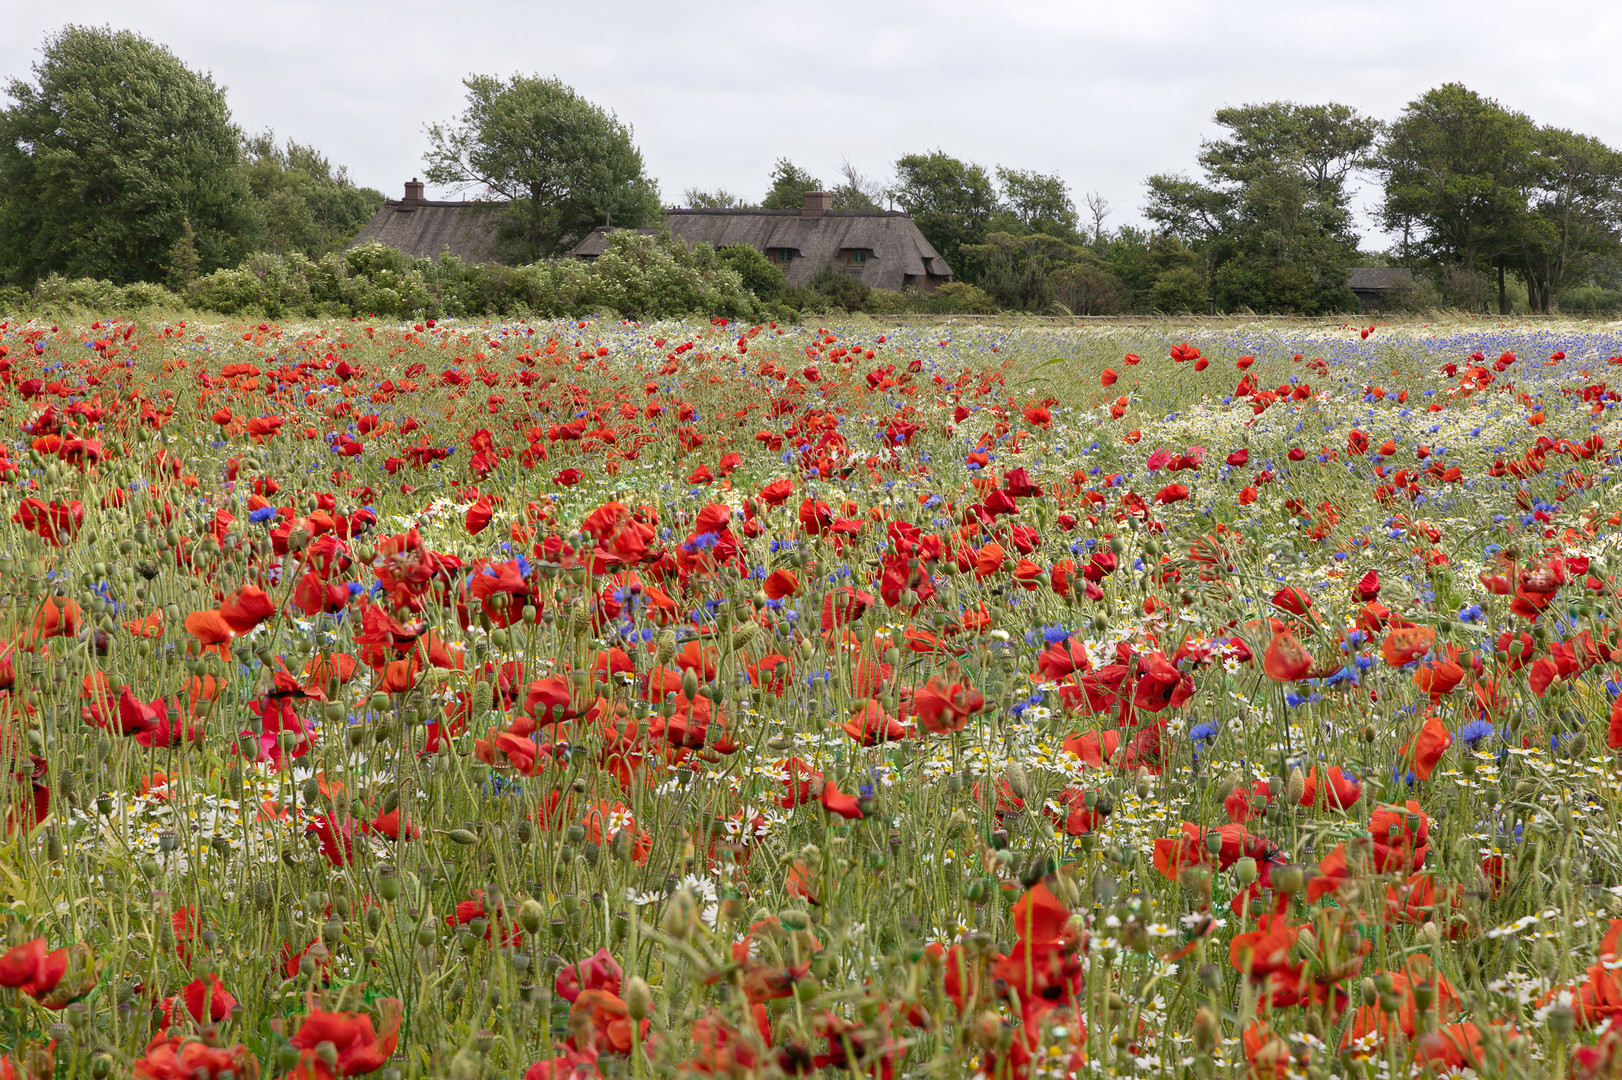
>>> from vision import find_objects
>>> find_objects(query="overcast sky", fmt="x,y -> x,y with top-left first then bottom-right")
3,0 -> 1619,249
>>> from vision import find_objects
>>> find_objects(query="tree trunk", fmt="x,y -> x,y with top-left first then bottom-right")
1497,263 -> 1508,316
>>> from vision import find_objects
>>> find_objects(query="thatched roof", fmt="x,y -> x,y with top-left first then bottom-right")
572,205 -> 953,292
1346,267 -> 1413,292
347,182 -> 504,263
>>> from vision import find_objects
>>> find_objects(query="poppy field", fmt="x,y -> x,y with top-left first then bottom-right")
3,312 -> 1622,1080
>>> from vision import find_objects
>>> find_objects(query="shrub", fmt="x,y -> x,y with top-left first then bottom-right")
924,281 -> 997,315
716,245 -> 787,302
863,288 -> 910,315
808,263 -> 870,313
1146,267 -> 1207,314
33,274 -> 182,311
591,230 -> 755,320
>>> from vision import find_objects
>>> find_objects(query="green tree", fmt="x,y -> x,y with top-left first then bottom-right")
0,25 -> 257,287
994,167 -> 1079,239
683,188 -> 750,209
424,74 -> 662,260
830,159 -> 883,211
241,131 -> 384,258
890,151 -> 998,282
1379,84 -> 1536,308
760,159 -> 823,210
1515,127 -> 1622,312
1146,101 -> 1378,314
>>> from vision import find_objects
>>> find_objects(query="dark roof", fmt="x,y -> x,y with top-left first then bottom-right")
1346,267 -> 1414,291
571,209 -> 953,291
347,199 -> 504,263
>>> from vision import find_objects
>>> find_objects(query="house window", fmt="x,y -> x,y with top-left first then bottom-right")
773,248 -> 793,265
844,249 -> 869,266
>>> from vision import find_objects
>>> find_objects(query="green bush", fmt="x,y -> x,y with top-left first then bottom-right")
1146,267 -> 1207,314
591,230 -> 756,320
808,263 -> 870,313
33,273 -> 183,311
716,245 -> 787,301
864,288 -> 910,315
127,232 -> 772,320
923,281 -> 997,315
1560,284 -> 1622,315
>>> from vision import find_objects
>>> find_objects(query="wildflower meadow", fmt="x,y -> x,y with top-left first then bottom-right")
2,311 -> 1621,1080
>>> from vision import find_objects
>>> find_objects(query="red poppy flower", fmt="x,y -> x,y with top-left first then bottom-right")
284,998 -> 403,1076
1262,629 -> 1312,682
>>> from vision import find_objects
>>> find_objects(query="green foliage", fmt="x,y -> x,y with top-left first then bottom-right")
715,245 -> 786,301
830,160 -> 884,211
183,234 -> 762,321
760,159 -> 822,210
590,230 -> 753,319
241,131 -> 385,259
994,167 -> 1079,240
0,25 -> 256,287
31,273 -> 182,311
1146,101 -> 1378,314
1146,267 -> 1207,314
891,151 -> 999,281
683,188 -> 750,209
922,281 -> 997,314
424,74 -> 661,260
1379,84 -> 1535,278
1515,127 -> 1622,312
807,263 -> 871,313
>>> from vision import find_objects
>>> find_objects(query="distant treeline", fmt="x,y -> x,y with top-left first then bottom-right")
4,26 -> 1622,317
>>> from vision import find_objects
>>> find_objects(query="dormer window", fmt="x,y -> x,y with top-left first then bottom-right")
844,249 -> 869,266
771,248 -> 794,265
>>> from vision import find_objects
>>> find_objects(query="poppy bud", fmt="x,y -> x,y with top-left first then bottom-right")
605,973 -> 648,1023
1234,857 -> 1258,885
663,889 -> 698,940
1192,1007 -> 1220,1053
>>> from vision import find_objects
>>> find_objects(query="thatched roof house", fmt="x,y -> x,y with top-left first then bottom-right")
346,179 -> 502,263
1346,267 -> 1413,314
349,184 -> 955,293
571,192 -> 954,293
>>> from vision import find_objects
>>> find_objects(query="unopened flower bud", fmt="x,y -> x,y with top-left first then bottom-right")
663,889 -> 698,941
1192,1006 -> 1220,1053
625,976 -> 653,1021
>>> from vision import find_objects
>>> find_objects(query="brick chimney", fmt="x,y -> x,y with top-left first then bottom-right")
401,178 -> 426,205
800,190 -> 832,218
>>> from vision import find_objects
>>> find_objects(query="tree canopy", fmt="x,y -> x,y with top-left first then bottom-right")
424,74 -> 661,260
1145,101 -> 1378,314
890,151 -> 999,280
242,131 -> 384,259
760,159 -> 822,210
0,25 -> 256,287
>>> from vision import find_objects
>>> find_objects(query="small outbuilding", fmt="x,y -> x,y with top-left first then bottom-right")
1346,267 -> 1413,315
